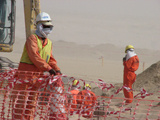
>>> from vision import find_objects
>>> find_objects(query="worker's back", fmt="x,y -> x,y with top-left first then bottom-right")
76,89 -> 97,118
69,89 -> 79,114
70,89 -> 79,105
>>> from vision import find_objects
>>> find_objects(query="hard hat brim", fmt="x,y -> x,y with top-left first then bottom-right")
125,45 -> 134,53
41,21 -> 53,26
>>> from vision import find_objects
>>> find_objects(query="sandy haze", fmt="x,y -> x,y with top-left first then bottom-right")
0,1 -> 160,119
1,40 -> 160,84
1,0 -> 160,84
15,0 -> 160,50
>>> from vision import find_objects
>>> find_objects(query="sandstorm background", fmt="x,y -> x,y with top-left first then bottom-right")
1,0 -> 160,83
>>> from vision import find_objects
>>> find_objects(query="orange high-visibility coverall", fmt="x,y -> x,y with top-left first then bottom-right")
12,34 -> 62,120
76,89 -> 97,118
123,55 -> 139,103
18,34 -> 60,72
69,89 -> 79,114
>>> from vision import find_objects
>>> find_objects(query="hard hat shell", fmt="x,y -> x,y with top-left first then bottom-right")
125,45 -> 134,53
36,12 -> 53,26
83,84 -> 91,89
72,80 -> 79,86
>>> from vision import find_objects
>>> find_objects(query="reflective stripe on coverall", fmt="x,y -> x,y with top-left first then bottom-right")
123,55 -> 139,103
12,34 -> 62,120
76,89 -> 97,118
18,34 -> 60,72
69,89 -> 79,114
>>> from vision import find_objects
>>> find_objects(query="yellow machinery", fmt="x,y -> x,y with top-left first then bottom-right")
0,0 -> 40,52
0,0 -> 15,52
0,0 -> 41,71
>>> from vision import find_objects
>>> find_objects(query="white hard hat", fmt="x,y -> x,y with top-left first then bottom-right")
36,12 -> 53,26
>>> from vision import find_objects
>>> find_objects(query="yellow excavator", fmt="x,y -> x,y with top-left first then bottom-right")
0,0 -> 40,52
0,0 -> 40,70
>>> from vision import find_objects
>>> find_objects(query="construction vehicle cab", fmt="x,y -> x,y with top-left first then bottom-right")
0,0 -> 40,53
0,0 -> 40,71
0,0 -> 16,52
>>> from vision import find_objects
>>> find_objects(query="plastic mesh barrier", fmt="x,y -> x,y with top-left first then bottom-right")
0,69 -> 160,120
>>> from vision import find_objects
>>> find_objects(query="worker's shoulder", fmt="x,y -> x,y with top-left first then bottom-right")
90,90 -> 96,96
70,89 -> 79,94
135,55 -> 139,59
79,90 -> 95,95
27,34 -> 37,40
131,55 -> 139,61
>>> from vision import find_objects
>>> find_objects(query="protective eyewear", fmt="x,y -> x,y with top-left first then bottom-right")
42,24 -> 53,29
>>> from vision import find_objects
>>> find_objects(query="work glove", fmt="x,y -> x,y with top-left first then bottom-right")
56,70 -> 62,75
49,69 -> 56,76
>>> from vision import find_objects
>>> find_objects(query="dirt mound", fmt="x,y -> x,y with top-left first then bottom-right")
133,61 -> 160,93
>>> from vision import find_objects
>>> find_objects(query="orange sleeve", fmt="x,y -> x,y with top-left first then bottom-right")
124,56 -> 139,72
25,34 -> 52,71
48,48 -> 60,71
131,56 -> 139,71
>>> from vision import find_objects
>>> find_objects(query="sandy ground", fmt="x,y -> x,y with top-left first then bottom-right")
0,1 -> 160,119
1,1 -> 160,118
1,43 -> 160,119
1,39 -> 159,94
0,51 -> 155,84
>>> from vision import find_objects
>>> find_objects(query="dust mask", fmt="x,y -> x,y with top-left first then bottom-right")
35,23 -> 53,38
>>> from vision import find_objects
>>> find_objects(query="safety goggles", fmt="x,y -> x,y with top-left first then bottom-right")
42,24 -> 53,29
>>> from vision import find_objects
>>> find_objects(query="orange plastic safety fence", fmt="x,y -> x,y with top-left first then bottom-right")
0,69 -> 160,120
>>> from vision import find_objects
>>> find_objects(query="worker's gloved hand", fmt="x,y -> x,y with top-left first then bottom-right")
56,70 -> 62,75
49,69 -> 56,76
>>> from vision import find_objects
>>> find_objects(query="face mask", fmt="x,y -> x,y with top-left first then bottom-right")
43,27 -> 52,37
126,49 -> 137,60
36,23 -> 53,38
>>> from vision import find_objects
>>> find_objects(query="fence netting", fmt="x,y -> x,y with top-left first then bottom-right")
0,69 -> 160,120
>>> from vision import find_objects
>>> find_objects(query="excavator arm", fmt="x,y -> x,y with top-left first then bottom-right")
23,0 -> 40,38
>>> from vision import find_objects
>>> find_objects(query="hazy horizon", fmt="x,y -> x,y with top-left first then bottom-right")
1,0 -> 160,84
15,0 -> 160,50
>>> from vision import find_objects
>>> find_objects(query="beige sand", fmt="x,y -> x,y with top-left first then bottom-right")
1,40 -> 160,84
1,0 -> 160,119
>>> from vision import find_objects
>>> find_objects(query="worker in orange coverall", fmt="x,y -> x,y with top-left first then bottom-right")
12,12 -> 66,120
68,80 -> 80,114
123,45 -> 139,104
76,84 -> 97,118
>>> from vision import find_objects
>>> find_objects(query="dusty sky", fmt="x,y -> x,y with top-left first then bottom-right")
16,0 -> 160,50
